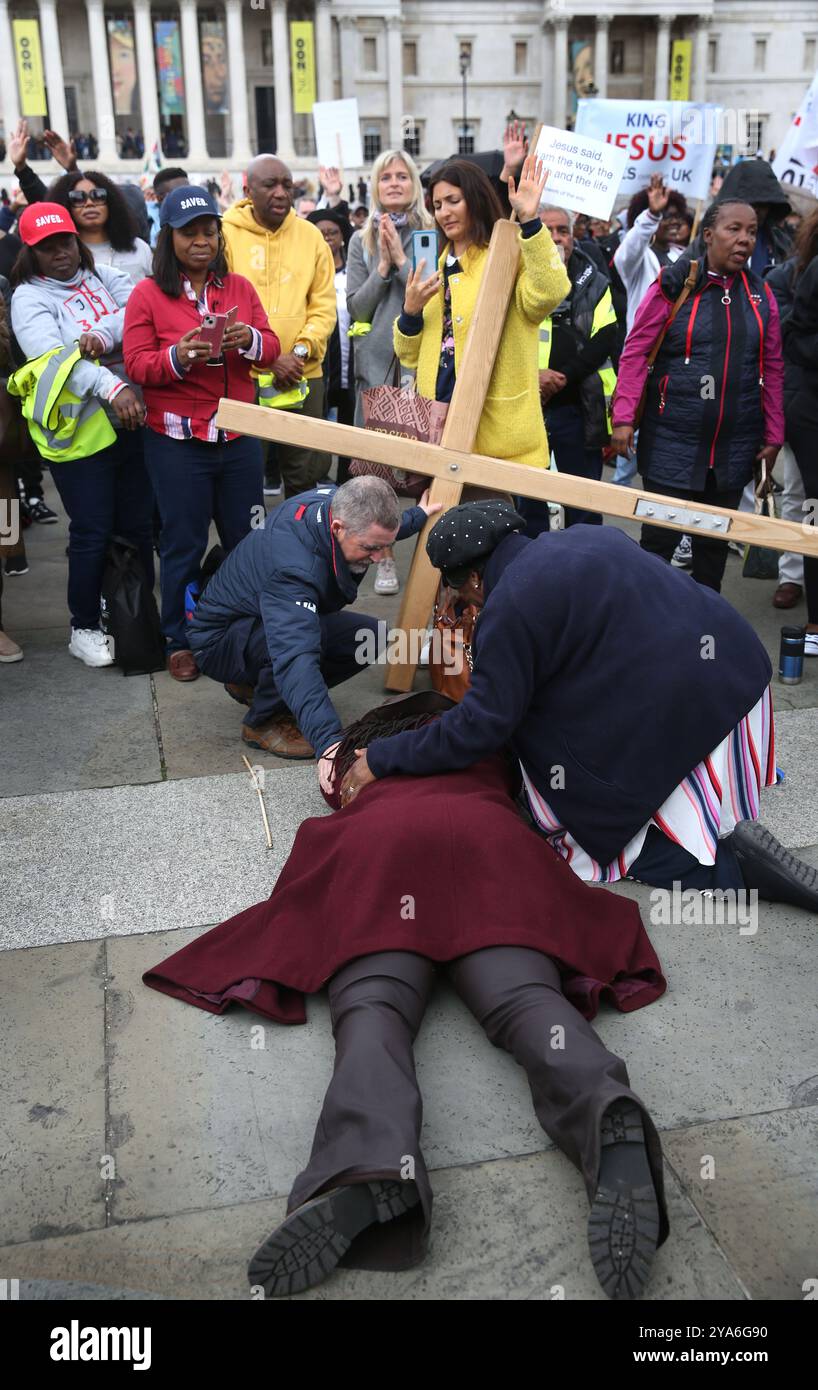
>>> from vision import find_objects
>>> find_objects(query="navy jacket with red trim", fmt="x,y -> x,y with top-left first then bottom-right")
187,485 -> 425,756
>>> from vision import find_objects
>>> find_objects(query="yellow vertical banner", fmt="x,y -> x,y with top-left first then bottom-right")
290,21 -> 316,115
14,20 -> 48,117
670,39 -> 692,102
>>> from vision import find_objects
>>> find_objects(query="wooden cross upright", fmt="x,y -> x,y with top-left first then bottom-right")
216,220 -> 818,692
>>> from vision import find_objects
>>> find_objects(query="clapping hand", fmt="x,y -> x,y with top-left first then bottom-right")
507,154 -> 549,224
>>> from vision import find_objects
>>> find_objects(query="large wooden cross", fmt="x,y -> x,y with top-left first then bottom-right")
217,218 -> 818,692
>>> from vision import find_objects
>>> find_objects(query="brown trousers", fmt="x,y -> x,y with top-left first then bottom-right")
287,946 -> 666,1271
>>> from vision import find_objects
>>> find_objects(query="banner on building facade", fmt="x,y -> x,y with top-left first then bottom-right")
154,20 -> 185,118
107,18 -> 139,117
290,21 -> 316,115
773,69 -> 818,198
13,20 -> 47,118
670,41 -> 692,102
534,125 -> 629,220
200,18 -> 229,116
313,98 -> 363,168
571,38 -> 595,115
575,99 -> 723,201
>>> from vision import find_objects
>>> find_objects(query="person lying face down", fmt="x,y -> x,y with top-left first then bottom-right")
340,501 -> 818,917
145,691 -> 669,1300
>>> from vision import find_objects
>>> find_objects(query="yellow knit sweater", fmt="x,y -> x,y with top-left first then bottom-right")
393,225 -> 570,468
222,202 -> 336,379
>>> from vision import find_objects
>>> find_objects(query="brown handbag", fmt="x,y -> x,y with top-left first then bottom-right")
633,259 -> 699,427
428,581 -> 478,703
350,357 -> 446,499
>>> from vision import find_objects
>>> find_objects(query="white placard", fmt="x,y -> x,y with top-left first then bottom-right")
575,99 -> 724,202
534,125 -> 629,220
773,70 -> 818,198
312,98 -> 363,169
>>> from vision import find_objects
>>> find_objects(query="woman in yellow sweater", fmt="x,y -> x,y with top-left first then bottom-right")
394,155 -> 569,489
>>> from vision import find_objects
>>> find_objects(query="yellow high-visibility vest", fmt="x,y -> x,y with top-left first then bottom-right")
7,344 -> 116,462
538,288 -> 618,433
256,376 -> 310,410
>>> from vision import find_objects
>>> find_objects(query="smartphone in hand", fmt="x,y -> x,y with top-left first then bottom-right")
199,313 -> 228,359
411,230 -> 438,281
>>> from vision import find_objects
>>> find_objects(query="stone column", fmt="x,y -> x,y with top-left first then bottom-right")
315,0 -> 334,102
540,19 -> 553,126
179,0 -> 208,163
133,0 -> 162,160
225,0 -> 252,163
655,15 -> 671,101
338,15 -> 357,101
84,0 -> 118,161
271,0 -> 295,160
0,0 -> 21,148
693,15 -> 709,101
552,16 -> 569,128
37,0 -> 69,137
595,15 -> 610,99
386,16 -> 403,149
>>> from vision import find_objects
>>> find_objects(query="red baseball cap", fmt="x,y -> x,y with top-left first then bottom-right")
18,202 -> 78,246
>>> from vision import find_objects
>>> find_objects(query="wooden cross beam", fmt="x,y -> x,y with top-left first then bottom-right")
216,219 -> 817,693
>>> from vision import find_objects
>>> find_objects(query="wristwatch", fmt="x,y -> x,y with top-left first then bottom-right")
293,344 -> 309,362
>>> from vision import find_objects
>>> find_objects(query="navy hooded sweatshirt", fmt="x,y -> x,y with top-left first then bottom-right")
366,526 -> 772,867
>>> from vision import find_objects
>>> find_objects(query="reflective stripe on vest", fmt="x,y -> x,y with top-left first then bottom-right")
538,287 -> 618,429
256,376 -> 310,410
8,344 -> 116,461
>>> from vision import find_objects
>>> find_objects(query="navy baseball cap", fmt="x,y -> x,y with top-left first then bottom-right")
159,185 -> 221,229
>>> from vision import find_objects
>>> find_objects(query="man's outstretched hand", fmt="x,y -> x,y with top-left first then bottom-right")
339,749 -> 376,807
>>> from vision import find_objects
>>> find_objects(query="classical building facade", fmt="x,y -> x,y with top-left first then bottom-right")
0,0 -> 815,178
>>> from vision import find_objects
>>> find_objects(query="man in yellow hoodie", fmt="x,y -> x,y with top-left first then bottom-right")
223,156 -> 337,496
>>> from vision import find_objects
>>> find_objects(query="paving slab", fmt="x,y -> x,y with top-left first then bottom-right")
0,1148 -> 746,1301
758,708 -> 818,847
0,939 -> 106,1246
662,1108 -> 818,1301
0,769 -> 325,952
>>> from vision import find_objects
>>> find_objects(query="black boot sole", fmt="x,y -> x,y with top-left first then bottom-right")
248,1179 -> 420,1298
588,1101 -> 661,1301
732,820 -> 818,912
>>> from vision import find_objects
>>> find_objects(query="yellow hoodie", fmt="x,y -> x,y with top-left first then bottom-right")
222,202 -> 336,379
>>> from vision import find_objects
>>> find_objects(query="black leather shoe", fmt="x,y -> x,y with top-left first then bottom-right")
588,1100 -> 661,1300
248,1179 -> 420,1298
731,819 -> 818,913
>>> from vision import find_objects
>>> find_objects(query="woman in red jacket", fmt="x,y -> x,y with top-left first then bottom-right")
124,186 -> 280,681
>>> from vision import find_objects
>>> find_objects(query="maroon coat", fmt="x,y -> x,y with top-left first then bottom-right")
144,756 -> 665,1020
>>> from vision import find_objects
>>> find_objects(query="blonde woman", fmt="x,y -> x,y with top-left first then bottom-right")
346,149 -> 434,594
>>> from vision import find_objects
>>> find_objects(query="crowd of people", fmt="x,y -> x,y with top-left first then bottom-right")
1,114 -> 817,1302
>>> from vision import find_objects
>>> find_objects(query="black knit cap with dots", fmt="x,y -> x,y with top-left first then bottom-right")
425,500 -> 526,589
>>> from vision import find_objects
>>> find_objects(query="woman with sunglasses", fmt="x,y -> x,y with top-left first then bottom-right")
50,172 -> 153,287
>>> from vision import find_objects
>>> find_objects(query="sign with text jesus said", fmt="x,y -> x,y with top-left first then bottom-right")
575,100 -> 723,202
533,126 -> 628,221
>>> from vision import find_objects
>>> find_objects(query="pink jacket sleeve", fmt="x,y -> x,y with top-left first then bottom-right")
611,282 -> 673,427
761,286 -> 785,446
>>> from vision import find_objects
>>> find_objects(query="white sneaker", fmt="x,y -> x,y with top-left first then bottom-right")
805,632 -> 818,658
373,556 -> 399,595
69,628 -> 114,667
671,535 -> 693,568
0,630 -> 23,663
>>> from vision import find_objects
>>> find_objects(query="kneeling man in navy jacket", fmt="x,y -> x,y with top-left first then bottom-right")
341,500 -> 818,912
188,476 -> 439,777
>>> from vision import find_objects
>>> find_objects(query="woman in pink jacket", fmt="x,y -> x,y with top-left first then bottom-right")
124,186 -> 280,681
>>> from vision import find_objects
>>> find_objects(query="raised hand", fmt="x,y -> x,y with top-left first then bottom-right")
8,119 -> 29,170
43,129 -> 78,171
502,119 -> 529,176
647,174 -> 670,216
319,165 -> 344,206
506,154 -> 549,224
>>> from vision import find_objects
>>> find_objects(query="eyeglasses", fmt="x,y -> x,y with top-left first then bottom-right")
68,188 -> 108,206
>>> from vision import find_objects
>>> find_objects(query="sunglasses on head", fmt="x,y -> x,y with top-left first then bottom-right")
68,188 -> 108,205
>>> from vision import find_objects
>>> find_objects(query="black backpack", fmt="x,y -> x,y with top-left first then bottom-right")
100,536 -> 166,676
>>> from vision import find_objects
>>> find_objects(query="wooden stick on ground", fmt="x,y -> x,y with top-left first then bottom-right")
242,754 -> 273,850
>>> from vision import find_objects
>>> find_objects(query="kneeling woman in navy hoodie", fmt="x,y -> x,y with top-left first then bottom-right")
124,187 -> 280,682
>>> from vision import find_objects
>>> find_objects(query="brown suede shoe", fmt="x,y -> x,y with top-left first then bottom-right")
242,716 -> 314,759
168,649 -> 200,682
772,582 -> 803,609
225,682 -> 255,706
